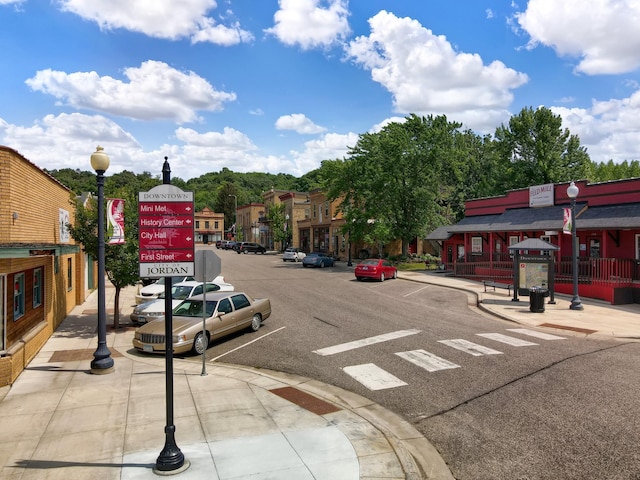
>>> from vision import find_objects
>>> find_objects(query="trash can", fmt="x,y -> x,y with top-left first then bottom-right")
529,287 -> 547,313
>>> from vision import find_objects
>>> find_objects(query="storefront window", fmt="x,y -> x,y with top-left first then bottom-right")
33,268 -> 42,308
14,273 -> 25,320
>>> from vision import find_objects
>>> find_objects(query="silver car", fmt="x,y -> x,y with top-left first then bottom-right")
132,292 -> 271,355
283,247 -> 306,262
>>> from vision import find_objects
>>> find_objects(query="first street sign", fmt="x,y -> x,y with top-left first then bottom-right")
138,184 -> 195,278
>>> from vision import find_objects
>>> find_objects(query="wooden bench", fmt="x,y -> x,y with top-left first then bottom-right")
483,280 -> 512,295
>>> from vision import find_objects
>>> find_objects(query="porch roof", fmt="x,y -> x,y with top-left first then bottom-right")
426,202 -> 639,240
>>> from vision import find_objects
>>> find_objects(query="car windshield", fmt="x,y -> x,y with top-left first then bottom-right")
173,299 -> 217,317
171,285 -> 194,300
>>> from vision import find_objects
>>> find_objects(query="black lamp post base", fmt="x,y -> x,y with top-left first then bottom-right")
155,442 -> 186,473
91,349 -> 114,374
153,460 -> 190,476
90,359 -> 114,374
570,300 -> 584,310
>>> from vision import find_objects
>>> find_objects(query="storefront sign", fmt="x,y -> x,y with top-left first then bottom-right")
529,183 -> 554,207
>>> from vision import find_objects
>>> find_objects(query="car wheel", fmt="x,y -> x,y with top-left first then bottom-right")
250,314 -> 262,332
380,272 -> 385,282
356,276 -> 362,281
320,262 -> 325,268
303,264 -> 308,267
192,332 -> 209,355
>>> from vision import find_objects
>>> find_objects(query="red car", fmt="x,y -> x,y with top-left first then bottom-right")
354,259 -> 398,282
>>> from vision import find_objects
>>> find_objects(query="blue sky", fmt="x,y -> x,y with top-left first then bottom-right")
1,0 -> 640,180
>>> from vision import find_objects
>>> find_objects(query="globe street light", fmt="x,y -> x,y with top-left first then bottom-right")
566,181 -> 584,311
90,146 -> 114,373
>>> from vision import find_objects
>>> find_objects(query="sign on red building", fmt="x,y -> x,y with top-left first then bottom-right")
138,185 -> 194,278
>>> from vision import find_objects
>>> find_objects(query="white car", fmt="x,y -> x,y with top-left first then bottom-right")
131,278 -> 234,323
135,276 -> 195,304
282,247 -> 306,262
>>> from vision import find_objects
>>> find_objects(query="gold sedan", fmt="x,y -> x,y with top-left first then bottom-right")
132,291 -> 271,355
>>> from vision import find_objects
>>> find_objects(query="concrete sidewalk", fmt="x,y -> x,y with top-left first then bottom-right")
400,270 -> 640,339
0,281 -> 453,480
1,270 -> 638,480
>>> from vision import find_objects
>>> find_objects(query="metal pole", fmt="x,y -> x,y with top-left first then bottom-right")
90,166 -> 114,374
570,196 -> 584,310
155,158 -> 187,473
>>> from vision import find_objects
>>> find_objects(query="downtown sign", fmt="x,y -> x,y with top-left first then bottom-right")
138,184 -> 194,278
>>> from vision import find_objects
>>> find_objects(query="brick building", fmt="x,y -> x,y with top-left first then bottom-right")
0,146 -> 88,386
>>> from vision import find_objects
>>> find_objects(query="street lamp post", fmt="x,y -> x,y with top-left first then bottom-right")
567,181 -> 584,311
228,194 -> 237,239
90,146 -> 114,374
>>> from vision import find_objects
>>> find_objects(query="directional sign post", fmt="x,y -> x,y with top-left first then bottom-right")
138,185 -> 195,278
139,181 -> 193,473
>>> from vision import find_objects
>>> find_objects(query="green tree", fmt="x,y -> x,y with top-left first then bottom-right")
67,188 -> 140,328
493,106 -> 592,190
324,114 -> 461,256
267,203 -> 288,250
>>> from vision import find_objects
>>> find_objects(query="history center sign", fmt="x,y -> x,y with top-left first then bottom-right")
138,184 -> 195,278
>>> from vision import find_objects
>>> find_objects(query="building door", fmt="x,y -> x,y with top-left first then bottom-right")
590,238 -> 600,258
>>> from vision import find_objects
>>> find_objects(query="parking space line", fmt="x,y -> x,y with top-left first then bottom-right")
403,285 -> 430,297
210,326 -> 287,361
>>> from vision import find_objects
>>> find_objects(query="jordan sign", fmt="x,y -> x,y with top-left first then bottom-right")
138,185 -> 194,278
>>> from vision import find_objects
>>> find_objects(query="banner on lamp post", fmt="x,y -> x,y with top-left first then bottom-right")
107,198 -> 125,244
562,207 -> 572,235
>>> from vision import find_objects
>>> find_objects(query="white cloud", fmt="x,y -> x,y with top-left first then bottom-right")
516,0 -> 640,75
0,112 -> 359,179
191,18 -> 254,45
0,112 -> 141,171
345,10 -> 528,132
288,131 -> 359,174
58,0 -> 253,45
553,89 -> 640,163
26,61 -> 236,123
265,0 -> 351,50
275,113 -> 327,134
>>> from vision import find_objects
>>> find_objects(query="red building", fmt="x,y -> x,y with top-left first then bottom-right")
427,178 -> 640,304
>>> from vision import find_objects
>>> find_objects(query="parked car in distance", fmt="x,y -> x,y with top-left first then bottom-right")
235,242 -> 267,254
132,292 -> 271,355
222,240 -> 237,250
130,278 -> 235,323
355,258 -> 398,282
302,252 -> 334,268
135,276 -> 195,304
283,247 -> 306,262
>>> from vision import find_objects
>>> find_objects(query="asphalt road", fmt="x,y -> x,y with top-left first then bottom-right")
192,247 -> 640,480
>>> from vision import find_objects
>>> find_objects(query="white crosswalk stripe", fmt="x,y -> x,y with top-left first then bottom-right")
332,329 -> 568,391
342,363 -> 407,390
313,329 -> 421,356
395,349 -> 461,372
506,328 -> 566,340
476,333 -> 538,346
438,339 -> 503,356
